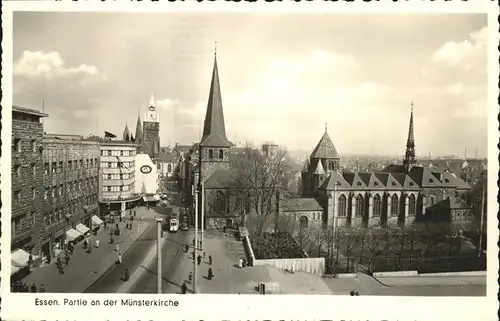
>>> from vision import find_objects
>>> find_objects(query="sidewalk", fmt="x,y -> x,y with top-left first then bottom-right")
22,207 -> 158,293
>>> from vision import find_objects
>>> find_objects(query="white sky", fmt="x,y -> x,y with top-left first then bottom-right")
13,13 -> 488,157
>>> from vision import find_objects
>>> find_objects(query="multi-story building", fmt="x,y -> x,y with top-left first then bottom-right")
11,106 -> 47,260
40,134 -> 100,259
143,94 -> 160,163
96,138 -> 140,216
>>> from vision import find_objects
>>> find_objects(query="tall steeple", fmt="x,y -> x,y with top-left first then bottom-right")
123,123 -> 130,141
200,48 -> 231,148
135,109 -> 143,145
403,102 -> 417,169
149,93 -> 156,110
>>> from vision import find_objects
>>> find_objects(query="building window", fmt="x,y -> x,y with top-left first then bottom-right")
355,194 -> 364,217
391,182 -> 396,186
13,138 -> 22,153
31,211 -> 36,226
32,140 -> 37,152
15,191 -> 21,202
32,187 -> 36,199
108,151 -> 112,156
119,186 -> 123,192
219,149 -> 224,159
52,162 -> 57,173
107,186 -> 112,192
338,194 -> 347,217
208,149 -> 213,159
107,174 -> 112,180
167,164 -> 172,172
32,164 -> 37,177
408,194 -> 416,215
44,188 -> 48,200
390,194 -> 399,216
120,150 -> 124,156
59,161 -> 63,171
299,216 -> 309,229
102,186 -> 107,192
15,165 -> 21,177
374,182 -> 379,186
373,194 -> 382,217
44,163 -> 49,174
357,181 -> 362,186
108,162 -> 112,168
119,174 -> 123,179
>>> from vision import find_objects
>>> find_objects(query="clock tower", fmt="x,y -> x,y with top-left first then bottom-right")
143,93 -> 160,163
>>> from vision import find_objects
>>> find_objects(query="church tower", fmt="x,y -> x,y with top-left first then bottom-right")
143,93 -> 160,162
403,103 -> 417,171
198,49 -> 231,183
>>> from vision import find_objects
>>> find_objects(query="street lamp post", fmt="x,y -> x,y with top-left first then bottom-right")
201,181 -> 205,250
194,187 -> 199,294
155,218 -> 163,294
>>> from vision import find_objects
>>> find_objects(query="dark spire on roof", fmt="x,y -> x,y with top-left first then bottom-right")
310,129 -> 340,159
200,50 -> 231,148
135,109 -> 143,145
403,102 -> 417,169
123,123 -> 130,141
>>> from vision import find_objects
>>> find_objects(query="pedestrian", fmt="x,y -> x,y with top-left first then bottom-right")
118,253 -> 123,264
83,239 -> 88,249
65,255 -> 70,265
197,255 -> 202,266
238,258 -> 243,268
116,243 -> 120,252
116,223 -> 119,229
355,291 -> 360,296
95,239 -> 100,248
131,216 -> 134,222
208,255 -> 212,265
28,253 -> 33,268
120,216 -> 123,223
181,282 -> 187,294
188,272 -> 193,283
110,235 -> 115,244
124,268 -> 130,281
185,244 -> 189,253
223,225 -> 226,233
39,284 -> 46,293
104,221 -> 107,229
350,291 -> 355,296
134,210 -> 136,217
208,267 -> 214,280
30,283 -> 37,293
203,251 -> 206,259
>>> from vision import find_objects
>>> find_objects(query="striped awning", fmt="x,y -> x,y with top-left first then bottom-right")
75,223 -> 90,235
92,215 -> 103,226
66,229 -> 82,241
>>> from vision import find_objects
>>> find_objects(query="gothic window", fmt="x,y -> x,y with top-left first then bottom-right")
167,164 -> 172,172
299,216 -> 309,229
409,194 -> 416,215
390,194 -> 399,216
355,194 -> 364,217
338,194 -> 347,217
429,196 -> 435,206
373,194 -> 382,217
219,149 -> 224,159
208,149 -> 213,159
214,191 -> 226,213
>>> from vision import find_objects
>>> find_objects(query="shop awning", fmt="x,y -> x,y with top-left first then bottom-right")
66,229 -> 82,241
11,248 -> 30,268
75,223 -> 90,234
11,265 -> 20,275
92,215 -> 104,226
143,195 -> 160,202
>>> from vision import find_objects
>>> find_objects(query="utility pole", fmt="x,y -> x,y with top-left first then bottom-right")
201,181 -> 205,250
155,218 -> 163,293
194,187 -> 199,294
478,173 -> 486,258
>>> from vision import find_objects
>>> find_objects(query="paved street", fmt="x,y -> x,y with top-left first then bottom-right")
130,229 -> 191,294
21,206 -> 158,293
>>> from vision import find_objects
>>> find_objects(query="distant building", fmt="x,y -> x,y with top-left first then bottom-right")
11,106 -> 48,260
262,143 -> 279,158
158,149 -> 176,178
142,94 -> 160,163
96,138 -> 140,215
40,134 -> 100,260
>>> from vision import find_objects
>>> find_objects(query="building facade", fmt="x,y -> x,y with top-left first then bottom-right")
97,139 -> 140,215
40,134 -> 100,259
143,94 -> 160,163
300,108 -> 471,229
11,106 -> 48,255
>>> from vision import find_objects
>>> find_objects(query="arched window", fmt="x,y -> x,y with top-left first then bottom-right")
219,149 -> 224,159
408,194 -> 416,215
373,194 -> 382,217
167,163 -> 172,173
355,194 -> 364,217
299,216 -> 308,229
338,194 -> 347,217
214,191 -> 226,213
390,194 -> 399,216
208,149 -> 213,159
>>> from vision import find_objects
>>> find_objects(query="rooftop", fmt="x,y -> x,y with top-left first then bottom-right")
13,105 -> 49,118
281,198 -> 323,212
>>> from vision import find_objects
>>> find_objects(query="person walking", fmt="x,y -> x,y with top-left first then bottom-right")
39,284 -> 46,293
188,272 -> 193,283
118,253 -> 123,264
124,268 -> 130,281
181,282 -> 187,294
116,242 -> 120,252
197,255 -> 202,266
238,258 -> 243,268
203,251 -> 206,259
185,244 -> 189,253
208,255 -> 212,265
95,239 -> 100,248
30,283 -> 37,293
208,267 -> 214,280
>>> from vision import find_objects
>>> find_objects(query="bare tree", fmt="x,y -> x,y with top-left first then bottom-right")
230,143 -> 295,236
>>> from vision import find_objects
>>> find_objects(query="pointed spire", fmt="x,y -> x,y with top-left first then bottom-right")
135,112 -> 143,145
149,93 -> 155,109
403,102 -> 417,169
310,130 -> 340,159
200,51 -> 231,147
123,123 -> 130,141
325,122 -> 328,133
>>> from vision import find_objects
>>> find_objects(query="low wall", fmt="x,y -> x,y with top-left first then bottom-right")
253,257 -> 325,275
373,270 -> 418,277
420,271 -> 486,277
243,234 -> 324,275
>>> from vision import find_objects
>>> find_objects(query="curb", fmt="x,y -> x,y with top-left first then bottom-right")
83,221 -> 154,293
